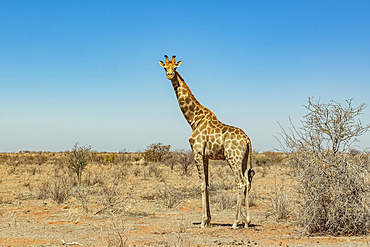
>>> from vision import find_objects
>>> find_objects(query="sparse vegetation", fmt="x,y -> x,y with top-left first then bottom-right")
278,98 -> 370,236
0,134 -> 368,245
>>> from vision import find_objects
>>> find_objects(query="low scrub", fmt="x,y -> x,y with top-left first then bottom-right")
290,152 -> 369,235
38,176 -> 73,204
279,98 -> 370,236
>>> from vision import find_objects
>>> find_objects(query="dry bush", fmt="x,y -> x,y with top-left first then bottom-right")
289,152 -> 369,235
164,149 -> 195,175
163,150 -> 180,170
143,143 -> 171,163
67,142 -> 92,185
178,150 -> 195,176
211,163 -> 235,191
213,190 -> 235,211
26,165 -> 39,176
84,169 -> 106,187
253,154 -> 269,167
131,166 -> 141,177
210,180 -> 234,191
253,152 -> 286,177
105,217 -> 128,247
278,98 -> 370,236
0,154 -> 8,165
38,176 -> 73,204
179,183 -> 199,199
103,153 -> 119,164
74,184 -> 91,213
268,180 -> 291,220
97,179 -> 123,213
147,163 -> 164,180
248,192 -> 260,207
156,184 -> 183,209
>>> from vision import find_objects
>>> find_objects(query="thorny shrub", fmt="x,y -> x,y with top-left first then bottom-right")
278,98 -> 370,236
289,151 -> 369,235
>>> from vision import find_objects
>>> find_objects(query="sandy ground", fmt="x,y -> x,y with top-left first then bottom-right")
0,154 -> 369,246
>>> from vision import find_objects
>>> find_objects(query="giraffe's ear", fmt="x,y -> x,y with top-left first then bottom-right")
159,60 -> 166,67
175,60 -> 182,67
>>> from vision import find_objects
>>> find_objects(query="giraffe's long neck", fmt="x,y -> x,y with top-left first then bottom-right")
171,71 -> 208,130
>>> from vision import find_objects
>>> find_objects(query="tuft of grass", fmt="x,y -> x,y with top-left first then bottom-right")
156,184 -> 183,209
213,190 -> 235,211
38,176 -> 73,204
105,217 -> 128,247
269,180 -> 291,220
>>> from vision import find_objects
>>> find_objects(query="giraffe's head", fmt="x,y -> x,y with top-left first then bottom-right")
159,55 -> 182,80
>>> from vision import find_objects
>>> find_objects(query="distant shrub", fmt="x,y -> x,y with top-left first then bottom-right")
143,143 -> 171,163
177,150 -> 194,175
104,153 -> 118,164
67,142 -> 92,185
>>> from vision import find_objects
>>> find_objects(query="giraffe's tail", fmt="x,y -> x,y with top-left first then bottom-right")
247,139 -> 255,186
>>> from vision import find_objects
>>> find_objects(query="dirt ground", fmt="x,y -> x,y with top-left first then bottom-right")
0,153 -> 369,246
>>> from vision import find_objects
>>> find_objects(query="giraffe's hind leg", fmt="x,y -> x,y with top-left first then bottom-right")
231,178 -> 246,229
243,152 -> 253,228
228,150 -> 252,229
244,179 -> 251,228
227,159 -> 246,229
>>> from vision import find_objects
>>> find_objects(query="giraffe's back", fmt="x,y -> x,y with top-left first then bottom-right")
191,112 -> 249,162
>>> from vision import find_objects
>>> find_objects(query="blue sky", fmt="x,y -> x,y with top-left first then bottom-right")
1,0 -> 369,152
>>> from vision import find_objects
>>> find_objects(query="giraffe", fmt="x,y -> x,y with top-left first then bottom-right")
159,55 -> 255,229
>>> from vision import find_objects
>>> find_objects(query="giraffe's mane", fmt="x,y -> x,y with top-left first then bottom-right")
175,71 -> 218,120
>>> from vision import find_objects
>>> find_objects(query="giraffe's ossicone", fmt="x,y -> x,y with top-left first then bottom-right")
159,55 -> 255,229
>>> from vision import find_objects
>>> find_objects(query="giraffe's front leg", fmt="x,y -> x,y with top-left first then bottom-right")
193,152 -> 211,228
200,181 -> 211,228
201,158 -> 211,228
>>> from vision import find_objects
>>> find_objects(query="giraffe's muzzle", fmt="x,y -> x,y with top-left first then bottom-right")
166,72 -> 175,80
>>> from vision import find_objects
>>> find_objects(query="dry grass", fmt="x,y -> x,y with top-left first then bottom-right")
289,151 -> 370,236
0,150 -> 368,246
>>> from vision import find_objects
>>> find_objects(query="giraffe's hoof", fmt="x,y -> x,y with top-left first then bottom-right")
201,223 -> 211,228
201,215 -> 211,228
201,221 -> 211,228
231,221 -> 240,229
245,216 -> 251,228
